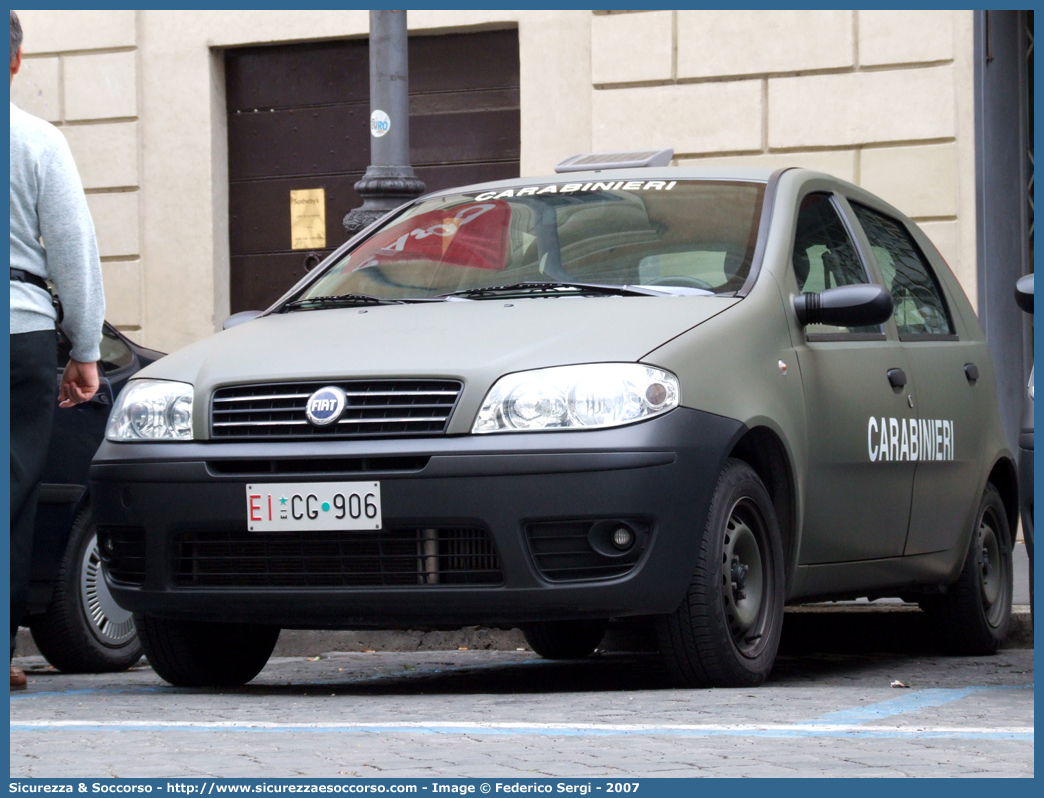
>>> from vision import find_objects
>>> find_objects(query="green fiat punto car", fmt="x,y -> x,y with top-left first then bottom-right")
91,162 -> 1017,688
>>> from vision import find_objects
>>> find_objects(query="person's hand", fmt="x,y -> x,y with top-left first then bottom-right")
59,359 -> 100,407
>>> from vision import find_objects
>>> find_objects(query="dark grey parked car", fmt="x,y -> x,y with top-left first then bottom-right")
25,323 -> 163,672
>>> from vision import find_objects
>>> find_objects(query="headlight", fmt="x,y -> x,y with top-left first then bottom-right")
105,380 -> 194,441
472,364 -> 680,434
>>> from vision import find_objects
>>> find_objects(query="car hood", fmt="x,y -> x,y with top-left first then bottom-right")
139,296 -> 736,436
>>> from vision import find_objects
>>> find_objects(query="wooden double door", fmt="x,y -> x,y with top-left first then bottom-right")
226,30 -> 521,312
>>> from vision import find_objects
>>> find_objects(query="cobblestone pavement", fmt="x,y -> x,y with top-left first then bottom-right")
10,645 -> 1033,778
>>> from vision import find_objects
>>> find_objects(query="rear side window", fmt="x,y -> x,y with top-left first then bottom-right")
850,202 -> 954,338
791,193 -> 879,337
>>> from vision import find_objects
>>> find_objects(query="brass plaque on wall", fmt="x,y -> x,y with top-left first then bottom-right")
290,188 -> 326,250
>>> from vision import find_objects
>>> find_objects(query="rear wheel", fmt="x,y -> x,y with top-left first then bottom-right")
656,458 -> 784,688
134,614 -> 279,687
30,505 -> 142,673
522,620 -> 606,659
921,483 -> 1012,654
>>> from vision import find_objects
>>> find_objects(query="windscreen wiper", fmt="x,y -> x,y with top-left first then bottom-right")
440,281 -> 665,300
282,293 -> 404,311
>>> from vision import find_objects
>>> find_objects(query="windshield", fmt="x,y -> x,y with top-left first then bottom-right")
299,180 -> 766,301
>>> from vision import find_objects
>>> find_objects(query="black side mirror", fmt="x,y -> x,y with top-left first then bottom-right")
793,283 -> 893,328
223,310 -> 263,330
1015,273 -> 1034,314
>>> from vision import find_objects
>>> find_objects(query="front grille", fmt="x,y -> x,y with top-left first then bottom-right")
525,520 -> 648,582
175,527 -> 502,588
97,526 -> 147,586
210,380 -> 462,440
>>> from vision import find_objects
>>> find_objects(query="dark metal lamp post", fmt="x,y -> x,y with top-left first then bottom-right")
343,10 -> 426,235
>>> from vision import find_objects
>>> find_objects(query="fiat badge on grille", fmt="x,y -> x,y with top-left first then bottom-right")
305,386 -> 347,426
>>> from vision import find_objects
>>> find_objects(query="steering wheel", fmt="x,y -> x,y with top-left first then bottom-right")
642,275 -> 715,291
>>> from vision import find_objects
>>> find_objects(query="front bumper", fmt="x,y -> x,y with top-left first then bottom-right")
90,407 -> 743,628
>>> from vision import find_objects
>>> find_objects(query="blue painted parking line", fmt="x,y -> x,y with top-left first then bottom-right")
9,686 -> 175,700
10,658 -> 551,700
802,684 -> 1032,725
803,687 -> 983,725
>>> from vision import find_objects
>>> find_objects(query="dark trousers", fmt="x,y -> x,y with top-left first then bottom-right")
10,331 -> 56,660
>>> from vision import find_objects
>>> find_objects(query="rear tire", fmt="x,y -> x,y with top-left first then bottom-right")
656,458 -> 784,688
523,620 -> 606,659
921,483 -> 1012,655
134,614 -> 279,687
29,505 -> 142,673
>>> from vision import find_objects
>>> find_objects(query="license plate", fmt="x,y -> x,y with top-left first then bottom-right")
246,482 -> 382,532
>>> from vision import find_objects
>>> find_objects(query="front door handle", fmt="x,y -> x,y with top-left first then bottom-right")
887,368 -> 907,388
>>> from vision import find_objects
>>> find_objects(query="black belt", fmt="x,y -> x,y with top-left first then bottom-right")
10,268 -> 50,293
11,268 -> 63,322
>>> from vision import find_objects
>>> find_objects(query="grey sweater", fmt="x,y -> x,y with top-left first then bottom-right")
10,101 -> 105,362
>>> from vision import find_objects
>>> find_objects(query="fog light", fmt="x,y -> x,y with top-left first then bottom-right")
611,526 -> 634,551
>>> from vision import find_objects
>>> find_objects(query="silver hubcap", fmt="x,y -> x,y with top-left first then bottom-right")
80,533 -> 136,646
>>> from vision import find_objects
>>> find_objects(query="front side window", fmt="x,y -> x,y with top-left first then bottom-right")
299,181 -> 766,301
850,202 -> 954,337
791,193 -> 879,336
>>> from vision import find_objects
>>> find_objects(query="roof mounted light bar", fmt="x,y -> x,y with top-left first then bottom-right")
554,148 -> 674,173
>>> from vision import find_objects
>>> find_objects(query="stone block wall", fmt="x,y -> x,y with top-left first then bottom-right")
590,10 -> 976,303
11,10 -> 143,333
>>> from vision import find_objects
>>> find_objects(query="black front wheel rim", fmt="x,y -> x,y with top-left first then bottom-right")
977,506 -> 1009,628
721,497 -> 773,658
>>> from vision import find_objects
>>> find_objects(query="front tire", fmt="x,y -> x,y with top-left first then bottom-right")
656,458 -> 785,688
29,505 -> 143,673
134,615 -> 279,687
523,620 -> 606,659
921,483 -> 1013,655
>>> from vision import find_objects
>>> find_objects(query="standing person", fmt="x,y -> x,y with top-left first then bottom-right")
9,10 -> 105,689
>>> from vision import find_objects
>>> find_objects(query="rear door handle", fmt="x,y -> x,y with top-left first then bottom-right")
887,368 -> 907,388
964,363 -> 979,384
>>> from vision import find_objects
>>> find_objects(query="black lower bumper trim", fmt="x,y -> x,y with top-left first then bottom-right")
171,526 -> 502,588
